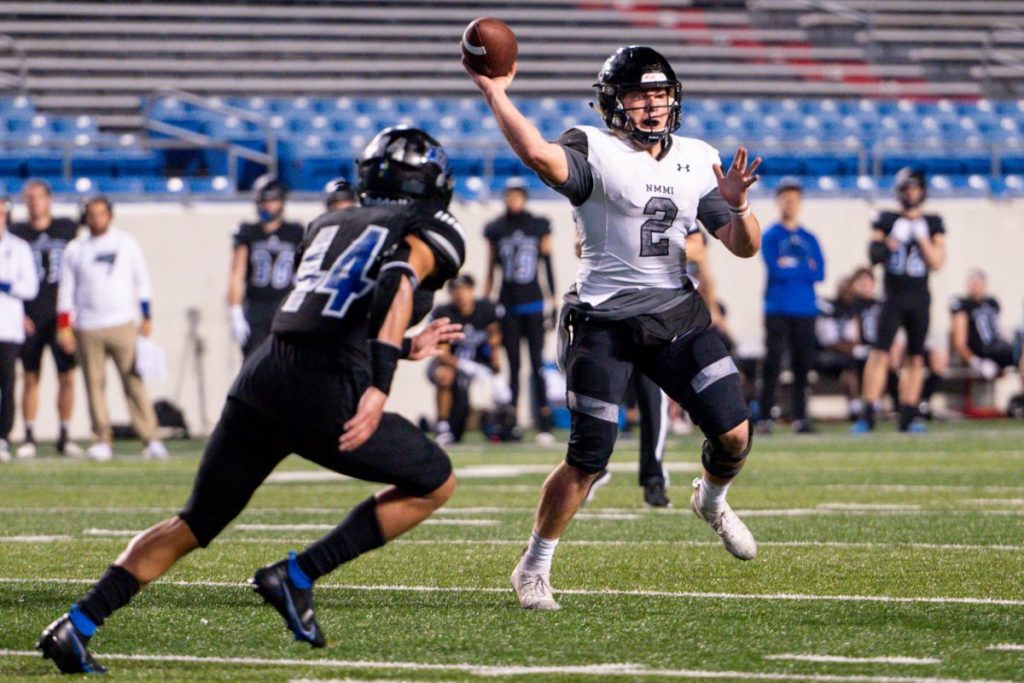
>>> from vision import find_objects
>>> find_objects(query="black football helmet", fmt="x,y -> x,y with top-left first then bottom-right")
357,126 -> 454,208
592,46 -> 682,146
894,167 -> 926,209
253,174 -> 288,203
322,177 -> 358,208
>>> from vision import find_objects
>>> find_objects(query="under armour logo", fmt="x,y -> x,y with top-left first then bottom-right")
678,163 -> 690,172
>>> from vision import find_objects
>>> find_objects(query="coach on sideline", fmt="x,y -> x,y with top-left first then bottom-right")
0,195 -> 39,461
56,197 -> 167,462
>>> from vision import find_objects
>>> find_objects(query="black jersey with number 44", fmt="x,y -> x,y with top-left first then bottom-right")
233,221 -> 305,305
872,211 -> 945,298
949,296 -> 1004,355
272,203 -> 466,359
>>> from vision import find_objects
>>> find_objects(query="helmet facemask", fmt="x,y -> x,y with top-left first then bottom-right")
592,47 -> 682,147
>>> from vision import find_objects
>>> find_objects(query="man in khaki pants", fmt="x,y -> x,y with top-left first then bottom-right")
56,197 -> 166,461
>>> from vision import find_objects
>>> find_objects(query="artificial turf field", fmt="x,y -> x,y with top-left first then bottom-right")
0,421 -> 1022,682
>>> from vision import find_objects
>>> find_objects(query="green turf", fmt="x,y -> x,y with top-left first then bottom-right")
1,421 -> 1023,681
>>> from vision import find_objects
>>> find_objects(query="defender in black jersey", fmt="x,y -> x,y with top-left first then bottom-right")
950,269 -> 1023,383
853,168 -> 946,433
483,182 -> 556,441
427,274 -> 506,443
228,175 -> 306,358
10,179 -> 81,457
38,127 -> 467,674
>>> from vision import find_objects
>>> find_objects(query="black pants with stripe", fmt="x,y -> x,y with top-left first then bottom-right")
630,372 -> 668,487
0,341 -> 19,441
501,311 -> 549,428
564,319 -> 748,474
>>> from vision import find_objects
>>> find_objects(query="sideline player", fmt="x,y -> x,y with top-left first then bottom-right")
323,177 -> 359,213
37,127 -> 467,673
853,168 -> 946,433
10,179 -> 81,457
228,175 -> 305,358
466,45 -> 763,611
483,180 -> 556,443
950,268 -> 1023,385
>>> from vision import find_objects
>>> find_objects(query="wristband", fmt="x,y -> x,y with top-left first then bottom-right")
57,312 -> 72,330
728,202 -> 751,219
140,300 -> 152,320
369,340 -> 401,395
0,281 -> 10,294
400,337 -> 413,359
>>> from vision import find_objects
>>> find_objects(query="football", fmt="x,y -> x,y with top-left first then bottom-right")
461,17 -> 518,78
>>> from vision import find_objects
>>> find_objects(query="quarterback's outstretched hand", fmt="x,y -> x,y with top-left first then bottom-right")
463,58 -> 517,95
713,146 -> 761,208
339,387 -> 387,452
408,317 -> 464,361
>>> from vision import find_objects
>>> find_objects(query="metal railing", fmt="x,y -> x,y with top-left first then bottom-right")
142,88 -> 277,187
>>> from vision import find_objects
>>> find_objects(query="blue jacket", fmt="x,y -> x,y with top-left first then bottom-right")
762,223 -> 825,317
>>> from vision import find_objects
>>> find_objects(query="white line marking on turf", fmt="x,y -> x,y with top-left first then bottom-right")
0,649 -> 1013,682
38,532 -> 1024,552
1,577 -> 1021,607
765,654 -> 941,665
421,519 -> 498,526
986,643 -> 1024,651
0,534 -> 72,542
266,462 -> 703,483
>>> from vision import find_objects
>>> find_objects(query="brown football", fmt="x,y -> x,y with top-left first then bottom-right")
461,17 -> 517,78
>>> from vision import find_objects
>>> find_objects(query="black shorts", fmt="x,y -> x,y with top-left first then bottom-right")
815,349 -> 857,378
179,396 -> 453,548
20,315 -> 76,373
875,295 -> 930,357
564,318 -> 748,473
978,342 -> 1019,369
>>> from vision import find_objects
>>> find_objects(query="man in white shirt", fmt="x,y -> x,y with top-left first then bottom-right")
0,195 -> 40,461
56,197 -> 166,461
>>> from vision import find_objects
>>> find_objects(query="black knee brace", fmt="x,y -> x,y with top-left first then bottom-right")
701,421 -> 753,480
565,411 -> 618,474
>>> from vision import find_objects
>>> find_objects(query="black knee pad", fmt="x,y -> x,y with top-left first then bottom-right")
701,421 -> 753,480
565,411 -> 617,474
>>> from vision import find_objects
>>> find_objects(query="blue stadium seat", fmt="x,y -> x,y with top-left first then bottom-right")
0,152 -> 25,177
96,177 -> 148,194
25,152 -> 64,178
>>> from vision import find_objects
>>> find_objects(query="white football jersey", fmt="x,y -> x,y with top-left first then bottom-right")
571,125 -> 721,306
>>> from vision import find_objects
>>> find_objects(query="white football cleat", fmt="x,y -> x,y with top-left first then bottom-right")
142,440 -> 168,460
510,563 -> 560,611
87,442 -> 113,462
690,477 -> 757,560
60,441 -> 84,458
0,440 -> 11,463
534,431 -> 556,446
16,441 -> 37,459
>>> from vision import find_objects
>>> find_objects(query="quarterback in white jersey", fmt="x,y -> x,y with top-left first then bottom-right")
466,45 -> 763,611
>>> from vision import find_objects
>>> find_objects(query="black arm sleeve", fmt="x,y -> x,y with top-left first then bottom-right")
869,240 -> 888,265
544,128 -> 593,207
540,253 -> 556,297
696,188 -> 733,236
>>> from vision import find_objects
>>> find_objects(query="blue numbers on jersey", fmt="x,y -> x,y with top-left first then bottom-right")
887,244 -> 927,278
250,249 -> 296,289
281,225 -> 389,318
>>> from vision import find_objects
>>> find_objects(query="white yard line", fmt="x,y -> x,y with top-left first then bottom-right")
985,643 -> 1024,652
0,649 -> 1012,682
12,532 -> 1019,553
765,654 -> 941,665
266,462 -> 701,484
1,577 -> 1021,607
421,519 -> 498,526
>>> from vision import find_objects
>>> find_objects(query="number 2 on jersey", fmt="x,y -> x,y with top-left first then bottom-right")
639,197 -> 678,257
281,225 -> 388,318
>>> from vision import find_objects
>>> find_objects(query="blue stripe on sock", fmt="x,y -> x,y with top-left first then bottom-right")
68,605 -> 97,637
287,551 -> 312,589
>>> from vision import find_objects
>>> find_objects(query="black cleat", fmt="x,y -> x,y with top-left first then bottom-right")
250,560 -> 326,648
643,479 -> 672,508
37,615 -> 107,674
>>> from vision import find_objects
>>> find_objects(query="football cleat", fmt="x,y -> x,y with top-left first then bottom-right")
86,443 -> 113,462
16,440 -> 37,459
850,419 -> 873,435
37,615 -> 107,674
582,468 -> 611,507
250,560 -> 326,648
643,479 -> 671,508
902,421 -> 928,434
510,562 -> 560,611
690,478 -> 757,561
142,441 -> 168,460
534,431 -> 556,446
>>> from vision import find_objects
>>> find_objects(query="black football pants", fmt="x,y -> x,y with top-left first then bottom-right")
759,315 -> 816,422
501,310 -> 549,427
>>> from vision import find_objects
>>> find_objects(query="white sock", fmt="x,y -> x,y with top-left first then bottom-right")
520,531 -> 558,575
700,477 -> 730,511
436,420 -> 450,433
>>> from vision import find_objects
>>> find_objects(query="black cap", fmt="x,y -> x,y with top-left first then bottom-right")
776,176 -> 803,195
447,273 -> 475,291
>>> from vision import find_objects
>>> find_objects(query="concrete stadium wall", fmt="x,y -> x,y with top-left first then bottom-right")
11,197 -> 1024,440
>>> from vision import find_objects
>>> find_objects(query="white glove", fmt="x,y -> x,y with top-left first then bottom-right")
229,305 -> 250,345
890,220 -> 912,243
911,219 -> 930,242
970,356 -> 1000,380
853,344 -> 870,360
